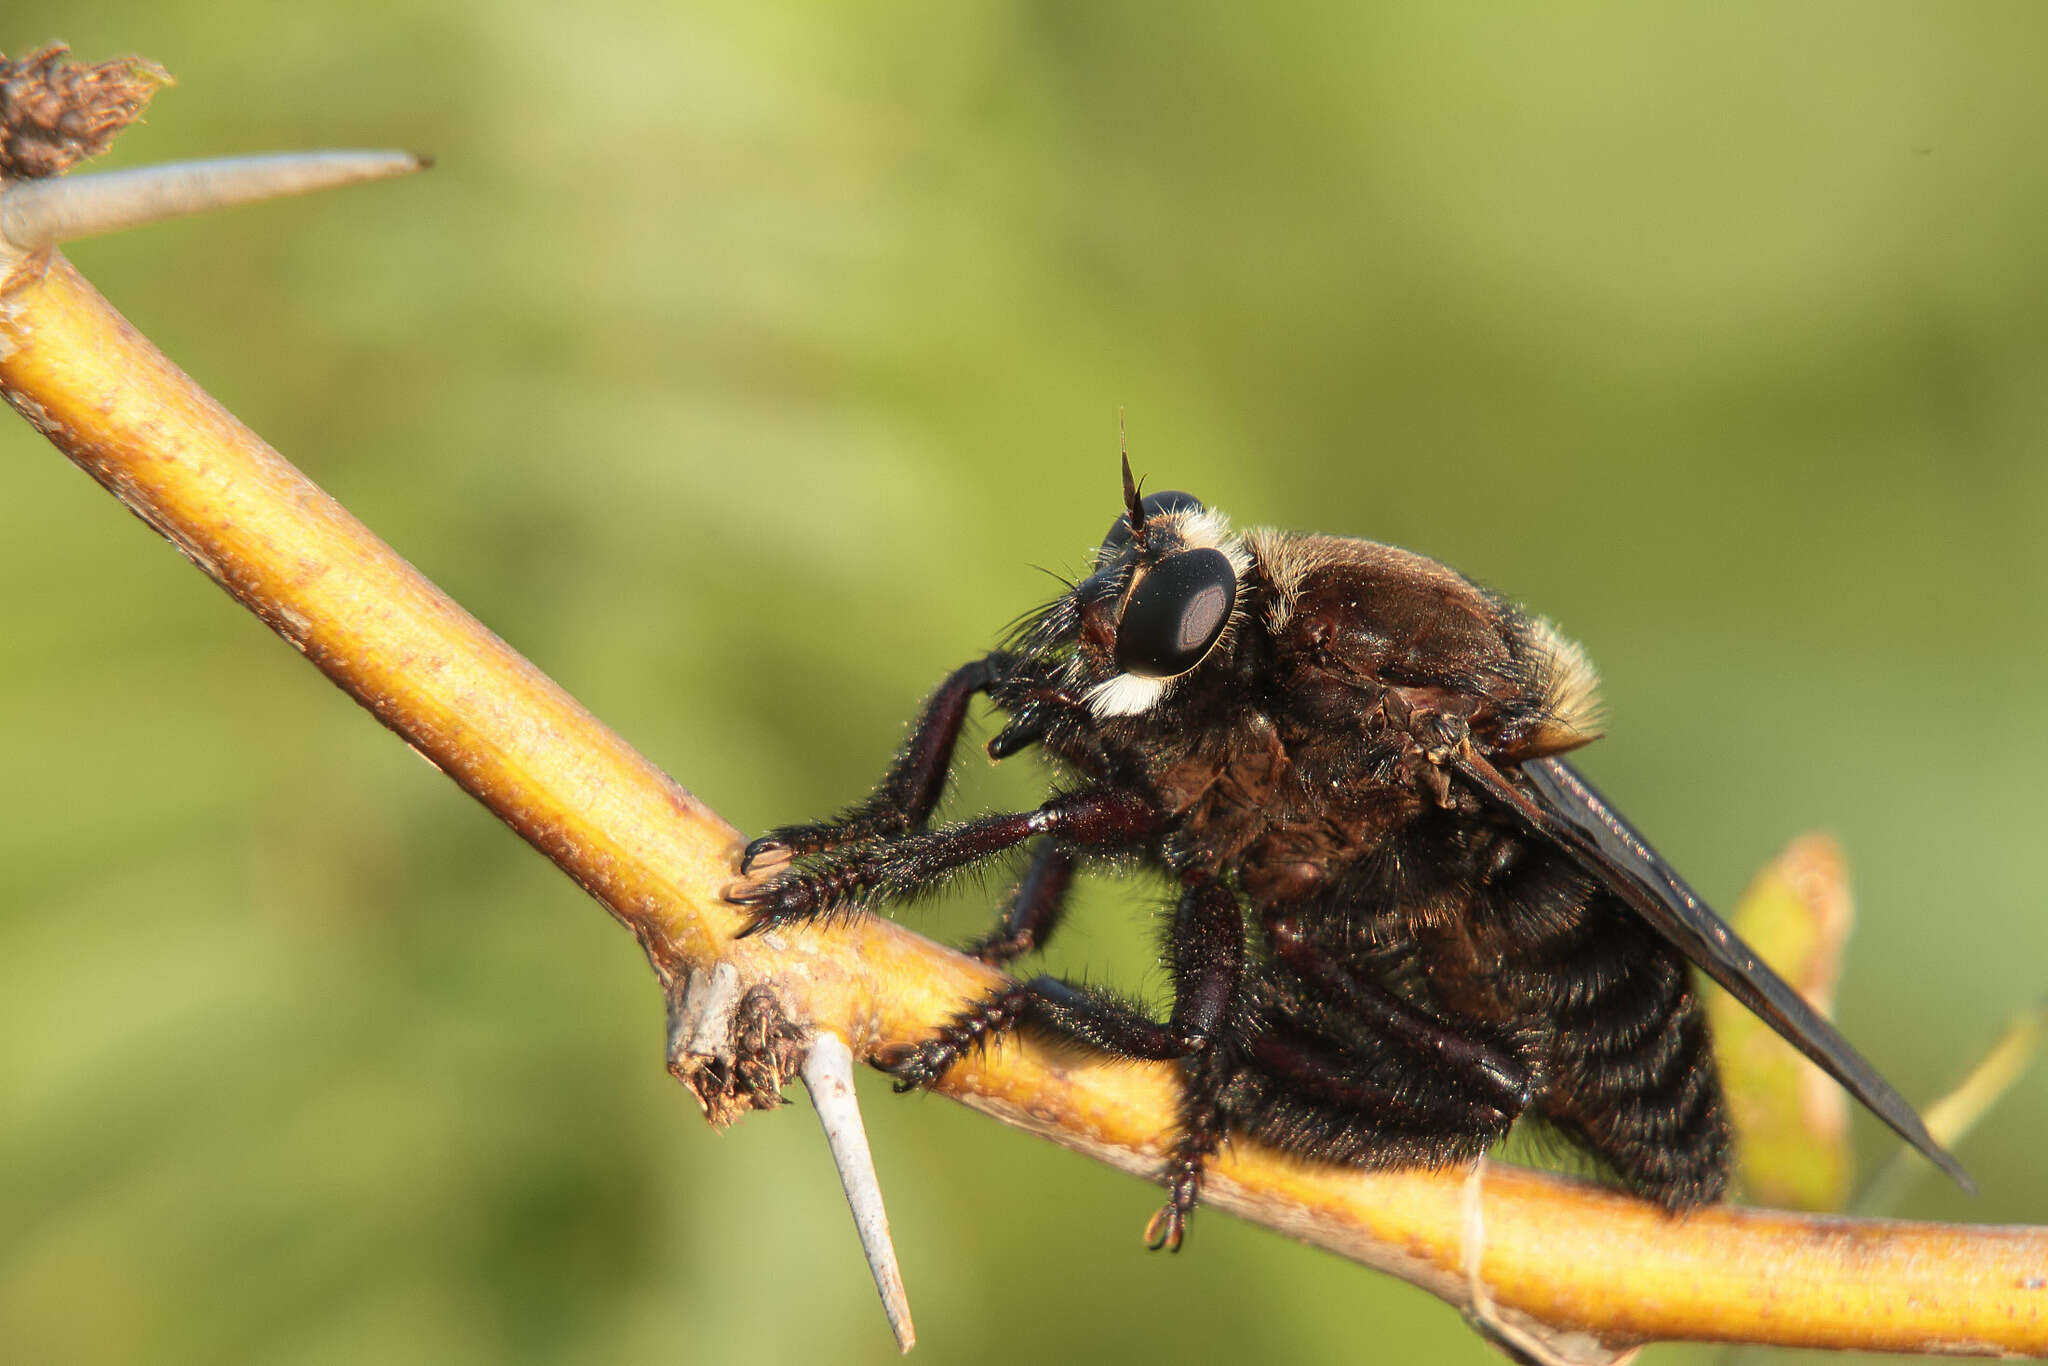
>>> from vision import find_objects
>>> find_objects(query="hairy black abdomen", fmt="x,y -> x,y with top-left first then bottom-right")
1222,818 -> 1731,1209
1479,834 -> 1731,1208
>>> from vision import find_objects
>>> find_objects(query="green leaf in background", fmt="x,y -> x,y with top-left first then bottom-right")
1704,834 -> 1854,1212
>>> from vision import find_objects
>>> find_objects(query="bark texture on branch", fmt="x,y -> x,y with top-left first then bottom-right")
8,240 -> 2039,1359
4,151 -> 2045,1359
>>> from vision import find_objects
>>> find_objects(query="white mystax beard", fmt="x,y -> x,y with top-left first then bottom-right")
1083,671 -> 1172,718
1077,514 -> 1251,721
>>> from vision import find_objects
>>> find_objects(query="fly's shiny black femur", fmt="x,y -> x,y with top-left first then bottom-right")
729,464 -> 1970,1252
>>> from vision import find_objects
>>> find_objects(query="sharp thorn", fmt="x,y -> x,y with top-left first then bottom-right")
0,149 -> 428,252
802,1032 -> 915,1353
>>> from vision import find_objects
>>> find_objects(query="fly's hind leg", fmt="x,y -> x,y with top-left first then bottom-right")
1262,909 -> 1534,1114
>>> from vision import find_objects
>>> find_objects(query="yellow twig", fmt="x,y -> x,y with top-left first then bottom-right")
3,199 -> 2043,1363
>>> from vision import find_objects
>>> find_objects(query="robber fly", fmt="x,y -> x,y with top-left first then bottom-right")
729,458 -> 1967,1248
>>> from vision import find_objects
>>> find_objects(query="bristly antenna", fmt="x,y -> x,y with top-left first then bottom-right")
1118,414 -> 1148,553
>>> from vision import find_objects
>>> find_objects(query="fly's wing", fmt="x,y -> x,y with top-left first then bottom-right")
1457,750 -> 1971,1191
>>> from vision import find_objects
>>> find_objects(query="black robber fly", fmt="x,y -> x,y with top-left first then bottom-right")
729,458 -> 1967,1248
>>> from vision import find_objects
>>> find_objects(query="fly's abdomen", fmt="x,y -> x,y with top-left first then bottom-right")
1545,937 -> 1727,1207
1504,874 -> 1730,1205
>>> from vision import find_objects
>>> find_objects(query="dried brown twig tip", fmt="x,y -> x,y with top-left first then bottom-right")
667,965 -> 808,1128
0,45 -> 171,180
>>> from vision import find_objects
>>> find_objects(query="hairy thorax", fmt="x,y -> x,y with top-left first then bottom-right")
1147,690 -> 1430,904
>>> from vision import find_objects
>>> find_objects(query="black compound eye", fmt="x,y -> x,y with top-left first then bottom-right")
1100,490 -> 1206,555
1115,547 -> 1237,678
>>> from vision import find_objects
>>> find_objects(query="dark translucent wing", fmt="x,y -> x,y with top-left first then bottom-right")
1466,752 -> 1970,1191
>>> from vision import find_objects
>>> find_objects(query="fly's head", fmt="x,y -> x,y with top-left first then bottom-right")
991,458 -> 1257,758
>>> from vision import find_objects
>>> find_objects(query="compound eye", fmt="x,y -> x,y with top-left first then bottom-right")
1115,547 -> 1237,678
1100,490 -> 1206,555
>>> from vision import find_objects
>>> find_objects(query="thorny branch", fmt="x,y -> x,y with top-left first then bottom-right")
2,46 -> 2044,1364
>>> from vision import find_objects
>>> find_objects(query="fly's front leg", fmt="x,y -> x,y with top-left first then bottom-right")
741,653 -> 1011,875
728,788 -> 1156,934
888,879 -> 1247,1250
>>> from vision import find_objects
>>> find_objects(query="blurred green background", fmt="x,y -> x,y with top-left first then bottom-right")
4,4 -> 2044,1363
